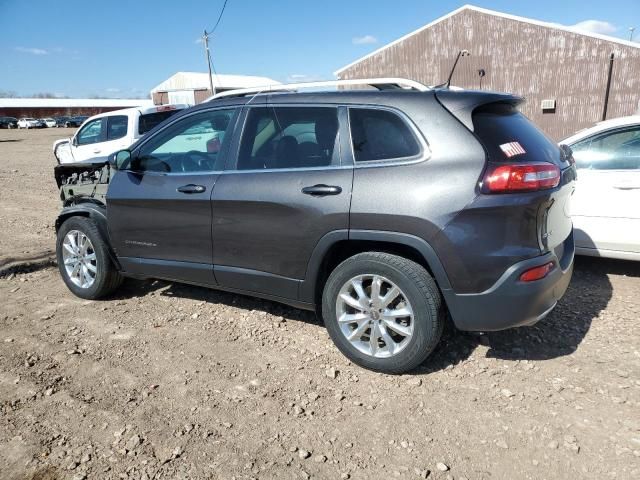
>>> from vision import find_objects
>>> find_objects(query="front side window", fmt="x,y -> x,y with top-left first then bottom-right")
107,115 -> 128,141
349,108 -> 420,162
573,127 -> 640,170
76,119 -> 104,145
132,109 -> 236,173
236,106 -> 340,170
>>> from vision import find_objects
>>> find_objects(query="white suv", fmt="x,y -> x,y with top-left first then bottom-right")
53,104 -> 188,164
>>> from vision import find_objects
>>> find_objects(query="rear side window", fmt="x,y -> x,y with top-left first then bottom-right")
138,110 -> 181,135
473,103 -> 558,163
349,108 -> 420,162
236,106 -> 339,170
107,115 -> 128,140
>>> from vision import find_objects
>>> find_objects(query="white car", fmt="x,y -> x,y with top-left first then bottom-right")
17,117 -> 39,129
561,115 -> 640,261
42,118 -> 57,128
53,104 -> 188,164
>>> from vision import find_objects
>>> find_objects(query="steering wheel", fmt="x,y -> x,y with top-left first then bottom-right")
180,150 -> 213,172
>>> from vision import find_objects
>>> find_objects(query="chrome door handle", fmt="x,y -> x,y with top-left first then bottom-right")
177,184 -> 206,194
301,184 -> 342,196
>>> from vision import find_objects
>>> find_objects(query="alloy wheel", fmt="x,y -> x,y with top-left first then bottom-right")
61,230 -> 97,288
335,274 -> 414,358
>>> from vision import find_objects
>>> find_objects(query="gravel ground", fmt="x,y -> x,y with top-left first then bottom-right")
1,128 -> 639,480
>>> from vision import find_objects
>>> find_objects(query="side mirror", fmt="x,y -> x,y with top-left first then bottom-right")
72,136 -> 78,147
110,149 -> 132,170
559,143 -> 575,165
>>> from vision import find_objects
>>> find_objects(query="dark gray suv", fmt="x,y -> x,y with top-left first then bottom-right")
54,80 -> 576,373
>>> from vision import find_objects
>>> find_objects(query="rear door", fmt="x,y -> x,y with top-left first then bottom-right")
98,115 -> 132,156
107,107 -> 239,284
211,104 -> 353,300
570,125 -> 640,255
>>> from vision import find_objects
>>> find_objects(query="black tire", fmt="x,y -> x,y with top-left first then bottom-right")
56,216 -> 123,299
322,252 -> 444,374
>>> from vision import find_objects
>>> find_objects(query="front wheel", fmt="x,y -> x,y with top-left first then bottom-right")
322,252 -> 445,374
56,216 -> 123,299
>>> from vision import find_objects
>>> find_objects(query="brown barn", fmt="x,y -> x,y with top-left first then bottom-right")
335,4 -> 640,140
0,98 -> 153,120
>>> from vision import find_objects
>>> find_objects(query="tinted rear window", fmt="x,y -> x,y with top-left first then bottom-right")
473,103 -> 559,164
138,110 -> 180,135
349,108 -> 420,162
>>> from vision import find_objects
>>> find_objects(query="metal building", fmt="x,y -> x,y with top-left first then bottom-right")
335,4 -> 640,140
0,98 -> 153,119
150,72 -> 279,106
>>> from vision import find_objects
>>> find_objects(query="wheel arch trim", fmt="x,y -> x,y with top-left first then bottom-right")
55,203 -> 120,270
300,229 -> 452,304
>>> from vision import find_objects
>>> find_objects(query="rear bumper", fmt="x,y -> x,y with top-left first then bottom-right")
444,233 -> 574,331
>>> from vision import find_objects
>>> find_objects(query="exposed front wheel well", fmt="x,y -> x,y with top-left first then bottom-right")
314,240 -> 438,306
55,211 -> 90,232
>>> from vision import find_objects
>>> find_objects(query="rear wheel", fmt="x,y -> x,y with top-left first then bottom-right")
56,217 -> 122,299
322,252 -> 444,374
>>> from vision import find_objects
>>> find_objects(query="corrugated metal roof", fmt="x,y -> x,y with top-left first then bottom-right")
335,4 -> 640,75
151,72 -> 279,93
0,98 -> 153,108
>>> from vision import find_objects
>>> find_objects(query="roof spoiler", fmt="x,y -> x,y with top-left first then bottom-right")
435,90 -> 523,131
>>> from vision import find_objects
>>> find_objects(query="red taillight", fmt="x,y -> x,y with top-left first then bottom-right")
519,261 -> 555,282
483,162 -> 561,193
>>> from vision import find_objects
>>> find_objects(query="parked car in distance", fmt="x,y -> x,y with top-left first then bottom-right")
0,116 -> 18,129
17,117 -> 39,129
42,117 -> 57,128
53,104 -> 188,164
53,79 -> 577,373
55,116 -> 71,128
561,115 -> 640,261
64,116 -> 88,128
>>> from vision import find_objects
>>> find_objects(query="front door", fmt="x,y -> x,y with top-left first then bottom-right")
72,117 -> 106,162
571,125 -> 640,255
107,107 -> 239,284
211,104 -> 353,300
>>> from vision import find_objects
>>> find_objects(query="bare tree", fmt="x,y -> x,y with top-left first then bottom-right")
0,89 -> 19,98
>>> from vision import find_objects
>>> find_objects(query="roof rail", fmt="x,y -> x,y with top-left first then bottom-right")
205,77 -> 430,102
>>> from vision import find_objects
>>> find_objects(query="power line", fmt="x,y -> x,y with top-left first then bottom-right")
206,0 -> 229,35
202,0 -> 229,97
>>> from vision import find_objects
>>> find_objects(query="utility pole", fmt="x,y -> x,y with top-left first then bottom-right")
602,53 -> 615,121
202,30 -> 215,96
630,27 -> 636,42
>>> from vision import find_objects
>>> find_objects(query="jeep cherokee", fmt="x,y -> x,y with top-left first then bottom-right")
54,78 -> 576,373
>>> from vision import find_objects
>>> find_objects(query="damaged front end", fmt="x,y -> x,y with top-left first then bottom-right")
54,161 -> 112,206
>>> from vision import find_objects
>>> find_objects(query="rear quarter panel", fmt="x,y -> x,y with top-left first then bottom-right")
349,97 -> 487,285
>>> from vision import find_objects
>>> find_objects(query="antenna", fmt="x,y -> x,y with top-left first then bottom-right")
630,27 -> 636,42
436,49 -> 470,89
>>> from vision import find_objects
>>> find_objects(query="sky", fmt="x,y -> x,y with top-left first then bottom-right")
1,0 -> 639,98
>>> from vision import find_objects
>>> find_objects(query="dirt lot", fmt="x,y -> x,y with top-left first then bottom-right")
1,128 -> 639,480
